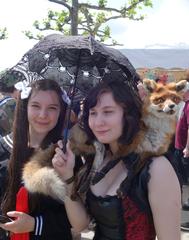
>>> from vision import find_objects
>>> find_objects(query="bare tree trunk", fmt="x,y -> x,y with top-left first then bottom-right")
71,0 -> 79,35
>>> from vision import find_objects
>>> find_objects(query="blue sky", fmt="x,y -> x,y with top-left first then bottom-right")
0,0 -> 189,70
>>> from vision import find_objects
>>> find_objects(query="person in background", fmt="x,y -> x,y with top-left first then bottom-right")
0,85 -> 17,240
0,133 -> 13,240
0,96 -> 16,137
0,82 -> 17,240
0,133 -> 13,200
0,84 -> 17,203
0,84 -> 19,101
174,87 -> 189,231
0,74 -> 20,137
53,77 -> 181,240
0,79 -> 74,240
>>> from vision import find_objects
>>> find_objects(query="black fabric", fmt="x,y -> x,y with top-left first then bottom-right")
0,134 -> 12,162
74,155 -> 84,175
0,133 -> 13,203
87,190 -> 124,240
173,149 -> 189,186
0,134 -> 13,240
0,160 -> 8,202
0,228 -> 8,240
163,142 -> 183,188
29,195 -> 72,240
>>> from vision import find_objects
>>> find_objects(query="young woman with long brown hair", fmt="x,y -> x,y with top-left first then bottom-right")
0,79 -> 73,240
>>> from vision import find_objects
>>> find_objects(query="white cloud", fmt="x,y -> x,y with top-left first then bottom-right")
0,39 -> 37,71
112,0 -> 189,48
0,0 -> 59,71
0,0 -> 59,38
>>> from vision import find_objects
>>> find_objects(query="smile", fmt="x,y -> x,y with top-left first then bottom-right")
36,122 -> 49,125
96,130 -> 109,135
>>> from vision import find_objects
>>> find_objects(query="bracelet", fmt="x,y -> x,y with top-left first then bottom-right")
65,175 -> 74,184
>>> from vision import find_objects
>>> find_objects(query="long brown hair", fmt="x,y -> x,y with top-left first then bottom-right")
1,79 -> 67,214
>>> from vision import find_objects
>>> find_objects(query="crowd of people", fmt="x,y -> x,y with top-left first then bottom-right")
0,49 -> 188,240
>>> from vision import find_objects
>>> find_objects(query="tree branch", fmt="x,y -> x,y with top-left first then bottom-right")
125,0 -> 145,12
79,3 -> 121,13
79,21 -> 94,29
80,1 -> 147,16
102,14 -> 143,22
48,0 -> 71,11
77,27 -> 90,32
104,15 -> 125,22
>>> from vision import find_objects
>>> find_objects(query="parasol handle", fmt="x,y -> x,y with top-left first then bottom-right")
62,135 -> 68,153
62,50 -> 81,153
62,104 -> 72,153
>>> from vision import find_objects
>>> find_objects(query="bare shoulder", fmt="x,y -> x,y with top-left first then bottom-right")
149,155 -> 175,174
148,155 -> 180,188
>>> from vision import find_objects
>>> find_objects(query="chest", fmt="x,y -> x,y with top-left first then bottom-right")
90,160 -> 127,197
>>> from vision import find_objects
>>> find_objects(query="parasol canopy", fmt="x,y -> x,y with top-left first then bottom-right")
0,34 -> 140,100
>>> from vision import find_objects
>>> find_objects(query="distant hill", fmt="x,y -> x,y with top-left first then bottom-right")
144,43 -> 189,49
119,49 -> 189,69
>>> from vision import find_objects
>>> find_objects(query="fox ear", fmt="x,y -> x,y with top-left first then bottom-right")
175,80 -> 189,92
142,78 -> 157,93
137,82 -> 147,101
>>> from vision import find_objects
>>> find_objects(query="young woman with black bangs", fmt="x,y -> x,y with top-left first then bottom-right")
53,78 -> 181,240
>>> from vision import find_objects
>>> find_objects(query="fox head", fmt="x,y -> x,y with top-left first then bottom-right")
142,79 -> 189,118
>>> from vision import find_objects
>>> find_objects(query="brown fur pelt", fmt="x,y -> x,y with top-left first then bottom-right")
116,79 -> 189,161
69,123 -> 96,155
22,145 -> 68,202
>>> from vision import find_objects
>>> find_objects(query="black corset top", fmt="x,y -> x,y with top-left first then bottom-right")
87,190 -> 124,240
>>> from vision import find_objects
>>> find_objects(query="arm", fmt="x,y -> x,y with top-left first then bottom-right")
183,127 -> 189,157
148,156 -> 181,240
183,102 -> 189,158
64,183 -> 90,232
52,140 -> 90,232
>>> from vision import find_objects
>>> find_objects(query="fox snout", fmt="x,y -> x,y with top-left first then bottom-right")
168,104 -> 175,109
163,102 -> 177,114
